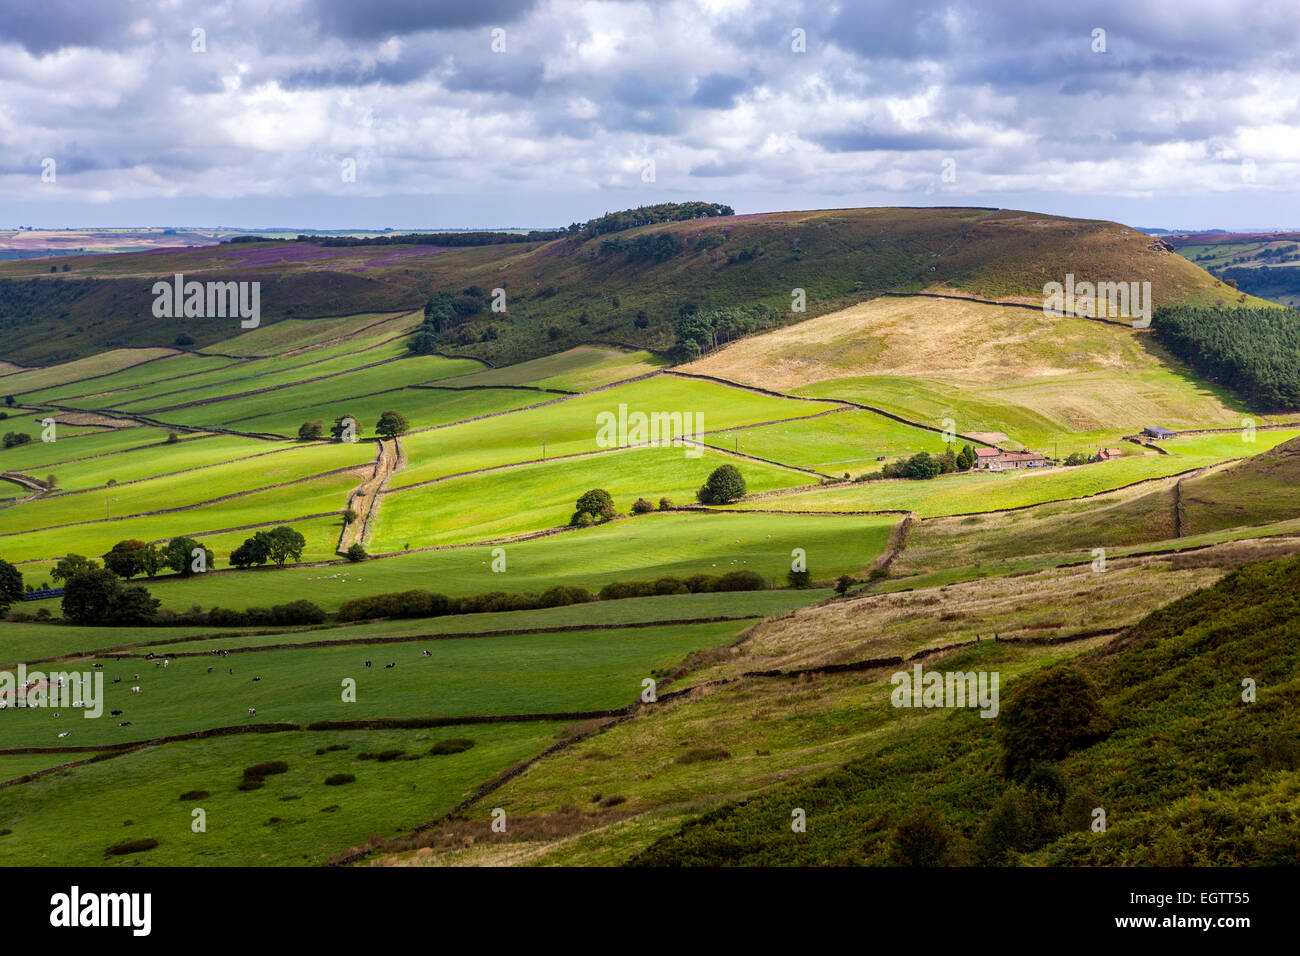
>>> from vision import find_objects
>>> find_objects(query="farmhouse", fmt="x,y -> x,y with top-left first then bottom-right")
974,449 -> 1050,471
1143,426 -> 1175,440
1096,447 -> 1124,461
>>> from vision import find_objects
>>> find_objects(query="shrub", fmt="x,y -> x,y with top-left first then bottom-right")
178,790 -> 209,801
572,511 -> 595,527
298,420 -> 325,440
347,543 -> 368,562
685,573 -> 718,593
889,810 -> 957,866
324,773 -> 355,786
236,779 -> 264,791
243,761 -> 289,780
717,570 -> 764,591
999,667 -> 1108,780
174,333 -> 195,347
429,738 -> 475,755
631,497 -> 654,514
658,497 -> 674,510
834,574 -> 854,595
787,569 -> 812,588
973,787 -> 1064,865
104,838 -> 158,857
165,432 -> 179,445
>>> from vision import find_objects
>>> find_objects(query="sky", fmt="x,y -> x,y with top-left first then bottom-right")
1,0 -> 1298,232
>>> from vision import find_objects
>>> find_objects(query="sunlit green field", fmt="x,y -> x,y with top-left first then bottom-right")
719,453 -> 1224,517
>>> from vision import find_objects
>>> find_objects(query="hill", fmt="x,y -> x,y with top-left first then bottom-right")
0,206 -> 1236,367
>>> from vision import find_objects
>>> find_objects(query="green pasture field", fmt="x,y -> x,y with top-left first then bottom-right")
0,723 -> 563,866
0,589 -> 830,668
0,441 -> 375,537
1,471 -> 361,564
0,619 -> 750,749
375,445 -> 813,549
23,354 -> 244,404
1155,428 -> 1300,457
121,337 -> 418,413
0,753 -> 96,783
0,348 -> 177,396
229,385 -> 546,437
78,510 -> 890,614
0,411 -> 104,441
204,310 -> 422,357
721,453 -> 1224,518
391,375 -> 836,489
137,356 -> 484,428
445,346 -> 666,392
0,425 -> 177,476
74,331 -> 412,409
26,433 -> 285,493
796,367 -> 1258,452
704,408 -> 953,474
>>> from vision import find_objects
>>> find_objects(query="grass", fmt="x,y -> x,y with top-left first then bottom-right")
205,310 -> 423,357
60,510 -> 890,614
719,454 -> 1223,518
229,386 -> 545,436
0,441 -> 375,537
374,446 -> 813,549
0,349 -> 177,396
6,433 -> 281,493
3,470 -> 361,564
390,374 -> 836,489
444,346 -> 666,391
22,354 -> 244,404
0,724 -> 563,865
0,620 -> 751,749
704,408 -> 952,474
0,425 -> 179,476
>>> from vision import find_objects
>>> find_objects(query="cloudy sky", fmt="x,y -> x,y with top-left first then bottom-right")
2,0 -> 1298,230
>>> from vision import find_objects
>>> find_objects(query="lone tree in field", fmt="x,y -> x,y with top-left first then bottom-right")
346,543 -> 368,562
265,526 -> 307,567
572,488 -> 616,525
298,420 -> 325,441
375,410 -> 409,438
0,558 -> 23,618
697,464 -> 746,504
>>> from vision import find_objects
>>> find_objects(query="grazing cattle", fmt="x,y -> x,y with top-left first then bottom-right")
130,686 -> 142,694
248,707 -> 257,716
110,710 -> 122,717
252,676 -> 262,682
57,731 -> 70,738
207,667 -> 213,674
119,722 -> 131,727
422,651 -> 432,657
92,663 -> 103,669
133,674 -> 140,680
364,661 -> 371,668
384,663 -> 395,669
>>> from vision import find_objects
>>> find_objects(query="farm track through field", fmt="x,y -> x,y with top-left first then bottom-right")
339,439 -> 399,553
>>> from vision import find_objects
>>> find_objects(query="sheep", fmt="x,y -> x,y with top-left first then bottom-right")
248,707 -> 257,716
57,731 -> 71,738
422,650 -> 432,657
130,686 -> 142,694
